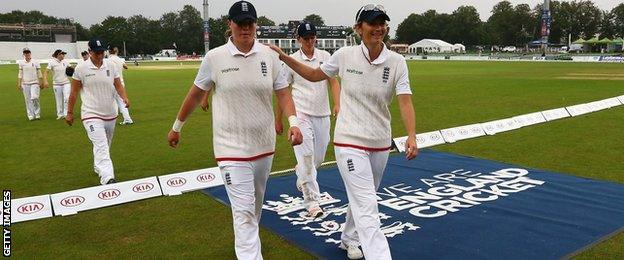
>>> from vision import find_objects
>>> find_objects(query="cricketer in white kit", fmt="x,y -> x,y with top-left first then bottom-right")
17,48 -> 44,121
43,49 -> 71,119
276,21 -> 341,218
66,38 -> 131,185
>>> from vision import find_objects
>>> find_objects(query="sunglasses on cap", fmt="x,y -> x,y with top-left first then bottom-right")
356,4 -> 387,21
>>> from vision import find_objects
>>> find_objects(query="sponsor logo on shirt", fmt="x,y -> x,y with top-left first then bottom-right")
221,67 -> 240,73
85,73 -> 96,78
346,68 -> 363,75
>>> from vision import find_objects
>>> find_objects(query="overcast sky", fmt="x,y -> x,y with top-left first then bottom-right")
1,0 -> 621,36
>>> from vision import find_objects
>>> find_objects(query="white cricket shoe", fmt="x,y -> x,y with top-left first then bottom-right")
307,206 -> 324,218
340,243 -> 363,260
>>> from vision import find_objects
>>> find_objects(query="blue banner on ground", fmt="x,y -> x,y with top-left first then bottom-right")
204,150 -> 624,259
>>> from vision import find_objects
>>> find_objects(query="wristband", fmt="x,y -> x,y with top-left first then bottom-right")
172,119 -> 185,133
288,115 -> 299,128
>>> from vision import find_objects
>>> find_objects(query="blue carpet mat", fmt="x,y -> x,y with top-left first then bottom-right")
204,149 -> 624,259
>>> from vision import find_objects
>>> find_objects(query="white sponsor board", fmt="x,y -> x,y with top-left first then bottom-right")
393,131 -> 446,152
51,177 -> 162,216
1,195 -> 53,223
541,108 -> 570,121
565,104 -> 593,117
601,97 -> 622,108
158,167 -> 223,196
481,118 -> 521,135
440,124 -> 485,143
586,100 -> 610,112
512,112 -> 547,127
618,95 -> 624,104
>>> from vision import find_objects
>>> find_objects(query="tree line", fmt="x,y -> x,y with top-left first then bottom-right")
2,1 -> 623,55
395,1 -> 624,46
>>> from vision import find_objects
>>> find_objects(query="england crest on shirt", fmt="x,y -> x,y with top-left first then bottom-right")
260,61 -> 268,77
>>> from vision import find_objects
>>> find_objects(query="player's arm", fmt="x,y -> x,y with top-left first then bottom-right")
274,96 -> 284,135
114,78 -> 130,108
329,77 -> 341,117
65,79 -> 83,126
42,66 -> 50,88
17,67 -> 22,90
168,85 -> 206,148
36,65 -> 44,88
398,94 -> 418,160
267,45 -> 328,82
200,88 -> 211,112
275,87 -> 303,145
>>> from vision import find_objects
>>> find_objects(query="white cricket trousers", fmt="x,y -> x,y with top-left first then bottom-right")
293,113 -> 330,210
21,84 -> 40,119
335,146 -> 391,260
114,82 -> 132,123
219,155 -> 273,260
82,119 -> 116,185
53,83 -> 70,117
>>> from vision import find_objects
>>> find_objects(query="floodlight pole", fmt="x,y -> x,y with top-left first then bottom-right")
203,0 -> 210,53
541,0 -> 551,55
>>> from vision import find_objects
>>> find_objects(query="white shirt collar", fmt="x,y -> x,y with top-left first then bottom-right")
226,37 -> 261,57
360,43 -> 389,65
87,58 -> 108,70
298,48 -> 317,61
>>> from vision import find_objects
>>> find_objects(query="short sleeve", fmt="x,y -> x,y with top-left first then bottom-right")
17,62 -> 23,78
273,55 -> 288,90
193,55 -> 214,91
320,48 -> 342,78
283,62 -> 294,85
111,64 -> 120,79
35,62 -> 41,69
395,59 -> 412,95
46,60 -> 54,71
72,67 -> 82,81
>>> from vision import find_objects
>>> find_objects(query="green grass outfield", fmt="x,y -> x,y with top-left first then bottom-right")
1,60 -> 623,259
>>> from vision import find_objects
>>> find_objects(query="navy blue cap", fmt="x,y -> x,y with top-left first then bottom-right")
22,48 -> 31,54
356,4 -> 390,23
229,1 -> 257,23
88,38 -> 107,52
297,21 -> 316,37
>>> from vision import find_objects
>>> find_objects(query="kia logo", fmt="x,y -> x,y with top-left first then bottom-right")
197,173 -> 215,183
17,202 -> 44,214
98,189 -> 121,200
60,196 -> 85,207
132,183 -> 154,193
167,177 -> 187,187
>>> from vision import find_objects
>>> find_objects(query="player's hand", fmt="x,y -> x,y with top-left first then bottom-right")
275,119 -> 284,135
168,130 -> 180,148
200,98 -> 209,112
265,44 -> 287,60
123,97 -> 131,108
42,82 -> 49,88
405,135 -> 418,160
287,126 -> 303,146
332,104 -> 340,117
65,113 -> 74,126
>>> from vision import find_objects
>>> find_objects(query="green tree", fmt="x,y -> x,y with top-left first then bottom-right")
303,14 -> 325,26
159,12 -> 181,51
177,5 -> 203,54
208,15 -> 230,50
257,16 -> 275,26
90,16 -> 130,51
448,6 -> 486,45
486,1 -> 516,45
126,15 -> 162,55
599,11 -> 616,39
613,3 -> 624,37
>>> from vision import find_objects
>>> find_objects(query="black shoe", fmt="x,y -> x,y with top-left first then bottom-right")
106,178 -> 117,184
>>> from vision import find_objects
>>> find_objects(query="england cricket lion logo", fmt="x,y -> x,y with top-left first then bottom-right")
263,192 -> 420,245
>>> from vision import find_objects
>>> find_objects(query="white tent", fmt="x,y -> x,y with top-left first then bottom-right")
453,43 -> 466,53
408,39 -> 455,54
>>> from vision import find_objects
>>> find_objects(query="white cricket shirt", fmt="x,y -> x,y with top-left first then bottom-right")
285,48 -> 332,117
106,54 -> 126,83
194,38 -> 288,161
72,59 -> 120,121
18,59 -> 41,84
320,43 -> 412,150
47,58 -> 71,85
